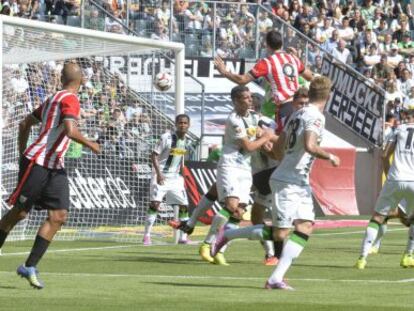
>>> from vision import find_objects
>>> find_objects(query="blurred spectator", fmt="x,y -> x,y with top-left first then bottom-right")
372,54 -> 393,85
333,39 -> 352,65
11,69 -> 29,94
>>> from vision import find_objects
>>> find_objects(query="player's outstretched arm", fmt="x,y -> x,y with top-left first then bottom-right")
63,119 -> 100,154
214,56 -> 254,85
304,131 -> 340,167
18,115 -> 40,155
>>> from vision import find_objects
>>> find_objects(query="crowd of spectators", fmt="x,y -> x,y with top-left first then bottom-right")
3,59 -> 157,160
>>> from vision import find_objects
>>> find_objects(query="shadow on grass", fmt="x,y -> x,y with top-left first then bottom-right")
145,281 -> 258,290
0,285 -> 19,289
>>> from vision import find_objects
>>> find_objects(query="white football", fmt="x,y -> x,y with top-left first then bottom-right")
154,72 -> 173,91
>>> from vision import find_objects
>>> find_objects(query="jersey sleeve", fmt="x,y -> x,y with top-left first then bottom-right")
248,58 -> 269,79
229,115 -> 247,140
60,94 -> 80,122
292,54 -> 305,74
153,133 -> 169,155
304,111 -> 324,135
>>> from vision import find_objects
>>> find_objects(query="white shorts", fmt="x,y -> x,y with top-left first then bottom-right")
150,175 -> 188,205
375,180 -> 414,216
216,166 -> 252,205
270,180 -> 315,228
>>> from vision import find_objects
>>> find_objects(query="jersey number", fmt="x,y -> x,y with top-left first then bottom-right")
286,118 -> 300,150
405,128 -> 414,150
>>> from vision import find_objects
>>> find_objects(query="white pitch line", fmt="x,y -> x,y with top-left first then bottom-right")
0,271 -> 411,284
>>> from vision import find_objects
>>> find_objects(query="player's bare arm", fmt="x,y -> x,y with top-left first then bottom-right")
268,131 -> 286,161
382,141 -> 396,176
237,128 -> 273,152
18,115 -> 40,155
304,131 -> 340,167
214,56 -> 254,85
151,151 -> 165,185
63,119 -> 100,154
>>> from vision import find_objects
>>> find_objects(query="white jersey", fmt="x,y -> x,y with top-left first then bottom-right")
271,105 -> 325,186
387,123 -> 414,181
153,132 -> 189,178
218,110 -> 259,171
251,115 -> 279,174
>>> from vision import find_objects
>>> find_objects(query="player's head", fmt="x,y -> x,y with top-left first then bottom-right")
292,87 -> 309,111
251,93 -> 264,113
308,76 -> 332,104
61,62 -> 82,90
231,85 -> 252,114
406,109 -> 414,123
175,114 -> 190,135
265,30 -> 283,52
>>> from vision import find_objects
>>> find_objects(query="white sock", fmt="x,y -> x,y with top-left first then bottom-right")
406,225 -> 414,255
144,212 -> 157,236
180,231 -> 188,241
224,224 -> 265,241
187,196 -> 214,228
204,213 -> 228,244
262,240 -> 275,258
360,221 -> 380,258
268,233 -> 307,283
219,222 -> 239,253
372,224 -> 387,249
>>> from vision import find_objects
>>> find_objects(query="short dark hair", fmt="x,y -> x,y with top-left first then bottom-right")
293,87 -> 309,100
266,30 -> 283,50
231,85 -> 250,102
175,114 -> 190,123
385,113 -> 395,122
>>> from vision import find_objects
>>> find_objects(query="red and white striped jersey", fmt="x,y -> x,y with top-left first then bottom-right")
249,51 -> 305,103
24,90 -> 80,169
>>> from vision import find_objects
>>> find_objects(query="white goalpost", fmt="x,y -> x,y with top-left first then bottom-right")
0,15 -> 186,243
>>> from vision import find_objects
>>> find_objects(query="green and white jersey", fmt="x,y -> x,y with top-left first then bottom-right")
387,123 -> 414,181
218,110 -> 259,171
153,131 -> 189,178
271,104 -> 325,186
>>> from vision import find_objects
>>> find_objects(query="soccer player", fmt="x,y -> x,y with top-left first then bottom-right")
356,109 -> 414,269
203,85 -> 274,264
0,62 -> 100,289
143,114 -> 191,245
266,76 -> 339,290
210,88 -> 311,264
214,30 -> 313,133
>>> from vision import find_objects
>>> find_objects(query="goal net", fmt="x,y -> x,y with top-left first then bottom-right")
1,16 -> 189,244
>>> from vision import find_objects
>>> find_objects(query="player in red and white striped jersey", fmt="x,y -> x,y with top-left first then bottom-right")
0,62 -> 100,289
214,30 -> 313,133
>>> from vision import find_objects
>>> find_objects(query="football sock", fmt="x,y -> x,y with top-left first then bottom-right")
187,195 -> 214,228
274,240 -> 284,259
224,224 -> 265,241
406,225 -> 414,255
179,210 -> 189,241
204,212 -> 228,243
268,231 -> 309,283
144,209 -> 157,236
219,221 -> 239,253
0,229 -> 8,248
25,235 -> 50,267
360,220 -> 380,258
262,240 -> 275,258
372,223 -> 387,249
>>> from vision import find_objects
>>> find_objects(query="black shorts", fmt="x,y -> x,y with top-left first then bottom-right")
252,167 -> 277,196
10,156 -> 70,211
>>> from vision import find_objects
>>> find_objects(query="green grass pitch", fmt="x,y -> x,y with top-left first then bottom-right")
0,223 -> 413,311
